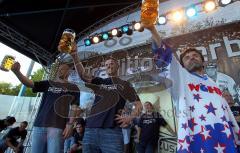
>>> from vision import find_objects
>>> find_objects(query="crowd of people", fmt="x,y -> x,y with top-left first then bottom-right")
0,117 -> 28,153
0,22 -> 239,153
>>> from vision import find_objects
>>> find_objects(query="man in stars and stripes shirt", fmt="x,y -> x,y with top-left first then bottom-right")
142,24 -> 240,153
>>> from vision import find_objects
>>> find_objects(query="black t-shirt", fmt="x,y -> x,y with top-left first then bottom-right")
73,132 -> 83,145
32,80 -> 80,129
0,120 -> 7,132
230,106 -> 240,126
85,77 -> 139,128
138,112 -> 167,146
3,127 -> 27,144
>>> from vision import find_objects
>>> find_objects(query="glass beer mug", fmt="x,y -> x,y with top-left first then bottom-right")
0,55 -> 15,72
141,0 -> 159,26
58,28 -> 76,53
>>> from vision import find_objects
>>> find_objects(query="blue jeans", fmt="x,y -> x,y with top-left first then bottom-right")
31,126 -> 64,153
136,142 -> 155,153
82,128 -> 123,153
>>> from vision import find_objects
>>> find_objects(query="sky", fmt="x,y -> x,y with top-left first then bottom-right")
0,42 -> 42,86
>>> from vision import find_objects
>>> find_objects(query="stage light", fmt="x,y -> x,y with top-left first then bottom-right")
117,31 -> 123,37
133,22 -> 144,32
133,22 -> 141,30
158,16 -> 167,25
84,39 -> 91,46
121,25 -> 133,35
126,29 -> 133,35
111,28 -> 118,36
204,1 -> 216,12
92,35 -> 100,44
172,10 -> 184,22
122,25 -> 129,33
219,0 -> 232,6
186,7 -> 197,17
111,28 -> 122,37
102,33 -> 109,40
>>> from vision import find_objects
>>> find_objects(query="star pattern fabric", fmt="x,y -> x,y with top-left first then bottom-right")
193,94 -> 202,102
205,102 -> 217,116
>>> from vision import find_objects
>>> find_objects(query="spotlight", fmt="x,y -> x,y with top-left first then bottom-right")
102,32 -> 109,40
218,0 -> 232,6
133,22 -> 144,32
126,29 -> 133,35
204,1 -> 216,12
122,25 -> 129,33
84,39 -> 91,46
133,22 -> 141,30
111,28 -> 118,36
111,28 -> 122,37
186,6 -> 197,17
121,25 -> 133,35
92,35 -> 100,44
158,16 -> 167,25
172,10 -> 184,22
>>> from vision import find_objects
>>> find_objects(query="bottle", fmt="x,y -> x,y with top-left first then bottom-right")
0,55 -> 15,72
141,0 -> 159,26
58,28 -> 76,53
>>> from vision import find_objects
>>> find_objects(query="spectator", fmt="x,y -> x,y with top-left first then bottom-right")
0,116 -> 16,132
136,102 -> 175,153
0,121 -> 28,153
69,122 -> 85,153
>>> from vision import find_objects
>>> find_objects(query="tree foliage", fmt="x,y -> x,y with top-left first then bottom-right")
0,68 -> 44,96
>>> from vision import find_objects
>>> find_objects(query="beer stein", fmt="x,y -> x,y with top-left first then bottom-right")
141,0 -> 159,26
0,55 -> 15,72
58,28 -> 76,53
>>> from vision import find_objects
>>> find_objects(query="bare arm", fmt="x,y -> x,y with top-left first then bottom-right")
142,24 -> 162,48
16,138 -> 25,149
69,42 -> 93,83
63,104 -> 79,139
136,126 -> 141,143
11,62 -> 34,88
5,138 -> 18,152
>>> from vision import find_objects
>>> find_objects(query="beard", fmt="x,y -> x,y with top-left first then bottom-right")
185,61 -> 203,73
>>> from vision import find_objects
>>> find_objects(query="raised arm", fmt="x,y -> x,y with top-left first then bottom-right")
69,42 -> 93,83
142,24 -> 162,47
11,62 -> 34,88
